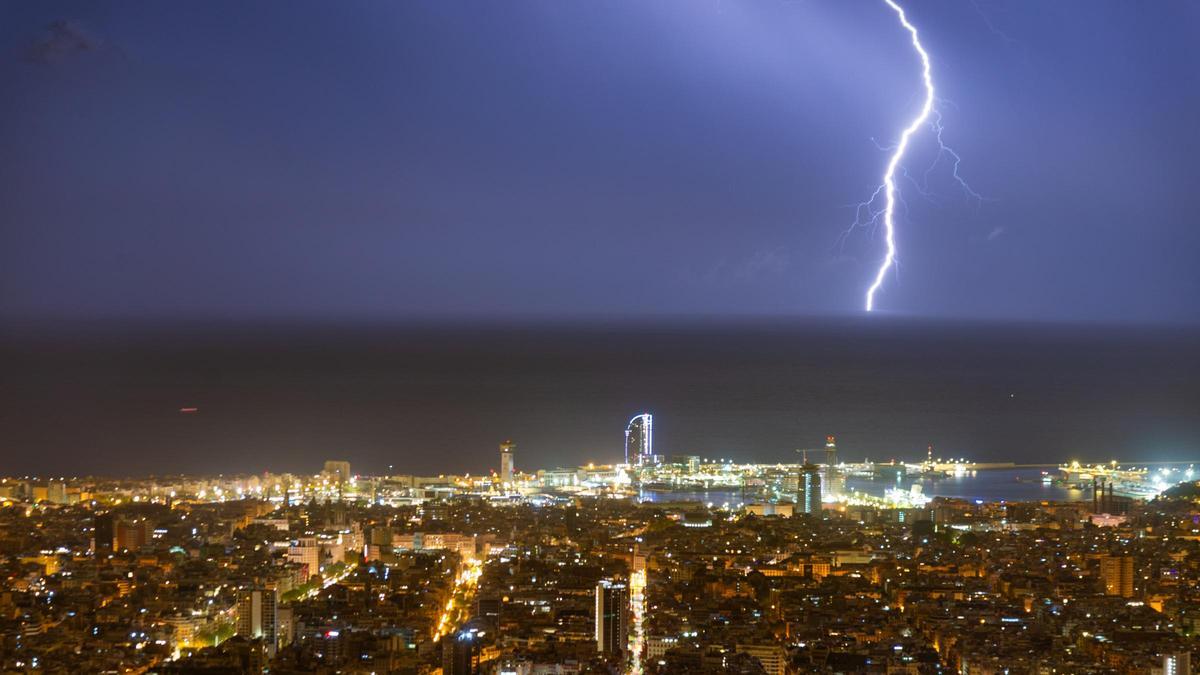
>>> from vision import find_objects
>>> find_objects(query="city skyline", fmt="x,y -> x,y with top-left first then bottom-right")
14,462 -> 1199,673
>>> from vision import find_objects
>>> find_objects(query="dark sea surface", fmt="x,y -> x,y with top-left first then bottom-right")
843,469 -> 1082,502
2,318 -> 1199,476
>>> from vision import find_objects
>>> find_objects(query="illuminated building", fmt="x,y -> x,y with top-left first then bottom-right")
671,454 -> 701,473
499,440 -> 514,483
323,460 -> 351,485
797,463 -> 822,515
287,537 -> 321,579
236,587 -> 279,656
393,532 -> 481,560
1163,653 -> 1191,675
744,502 -> 793,517
165,614 -> 202,649
823,435 -> 844,498
538,468 -> 580,487
595,580 -> 629,656
114,517 -> 153,552
624,413 -> 654,467
1101,555 -> 1134,598
47,481 -> 68,505
736,644 -> 788,675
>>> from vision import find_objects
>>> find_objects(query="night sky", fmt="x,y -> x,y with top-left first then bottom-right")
2,2 -> 1199,474
3,1 -> 1198,321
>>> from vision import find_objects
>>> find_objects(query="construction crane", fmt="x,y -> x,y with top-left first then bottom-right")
795,448 -> 824,465
796,435 -> 838,466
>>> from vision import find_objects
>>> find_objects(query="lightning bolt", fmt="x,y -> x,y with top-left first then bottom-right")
853,0 -> 981,313
864,0 -> 934,312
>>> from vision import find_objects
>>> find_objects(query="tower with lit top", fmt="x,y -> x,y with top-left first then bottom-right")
823,436 -> 844,499
499,440 -> 515,483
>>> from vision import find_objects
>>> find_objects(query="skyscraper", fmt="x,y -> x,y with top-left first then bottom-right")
1101,555 -> 1134,598
624,413 -> 653,467
823,435 -> 844,499
93,512 -> 114,554
499,440 -> 515,483
442,630 -> 481,675
595,580 -> 629,656
236,587 -> 279,656
797,462 -> 822,515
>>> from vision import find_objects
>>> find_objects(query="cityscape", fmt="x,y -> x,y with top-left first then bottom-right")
3,416 -> 1200,673
4,0 -> 1200,674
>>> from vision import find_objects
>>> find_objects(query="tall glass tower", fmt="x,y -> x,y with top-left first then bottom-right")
797,463 -> 822,515
624,413 -> 653,466
595,580 -> 629,655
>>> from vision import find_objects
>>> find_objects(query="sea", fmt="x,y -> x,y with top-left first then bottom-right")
4,318 -> 1200,476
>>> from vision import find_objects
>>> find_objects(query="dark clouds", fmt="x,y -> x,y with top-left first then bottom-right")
22,20 -> 103,64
